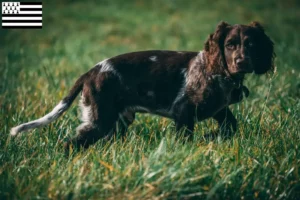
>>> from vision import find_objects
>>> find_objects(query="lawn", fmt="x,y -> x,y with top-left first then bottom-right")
0,0 -> 299,199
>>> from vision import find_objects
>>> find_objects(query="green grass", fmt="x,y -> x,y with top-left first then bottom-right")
1,0 -> 300,199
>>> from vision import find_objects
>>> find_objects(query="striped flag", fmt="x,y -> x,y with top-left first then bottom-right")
2,2 -> 42,29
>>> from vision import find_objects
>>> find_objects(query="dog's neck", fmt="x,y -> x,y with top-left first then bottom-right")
199,51 -> 244,88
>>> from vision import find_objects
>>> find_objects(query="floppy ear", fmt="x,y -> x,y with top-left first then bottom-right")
204,21 -> 231,73
249,21 -> 275,74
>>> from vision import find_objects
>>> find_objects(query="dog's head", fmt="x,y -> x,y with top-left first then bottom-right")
204,21 -> 275,77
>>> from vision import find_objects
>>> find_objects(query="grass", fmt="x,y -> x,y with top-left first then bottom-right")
0,0 -> 300,199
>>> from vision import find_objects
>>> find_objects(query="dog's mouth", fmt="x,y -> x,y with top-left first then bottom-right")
230,71 -> 246,80
230,67 -> 253,78
236,61 -> 254,74
224,66 -> 247,86
227,63 -> 253,78
237,68 -> 253,73
232,73 -> 244,78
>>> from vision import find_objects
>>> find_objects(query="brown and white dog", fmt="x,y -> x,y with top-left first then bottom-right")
10,21 -> 275,151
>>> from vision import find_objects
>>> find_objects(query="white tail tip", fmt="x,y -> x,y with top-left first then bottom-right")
10,127 -> 20,136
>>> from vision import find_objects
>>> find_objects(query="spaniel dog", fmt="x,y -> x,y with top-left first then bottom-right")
11,21 -> 275,151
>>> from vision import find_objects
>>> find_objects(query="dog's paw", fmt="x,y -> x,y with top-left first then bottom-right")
242,86 -> 250,98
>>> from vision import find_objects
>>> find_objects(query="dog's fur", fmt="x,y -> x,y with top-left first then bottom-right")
10,21 -> 275,151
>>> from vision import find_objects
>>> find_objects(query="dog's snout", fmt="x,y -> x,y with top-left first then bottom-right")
235,56 -> 253,73
236,58 -> 244,65
235,57 -> 249,66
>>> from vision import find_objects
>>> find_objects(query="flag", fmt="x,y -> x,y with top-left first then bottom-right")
2,2 -> 42,29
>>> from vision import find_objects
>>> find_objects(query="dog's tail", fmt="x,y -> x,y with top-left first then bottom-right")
10,73 -> 87,136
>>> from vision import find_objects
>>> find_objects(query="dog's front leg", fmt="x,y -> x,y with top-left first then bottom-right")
203,107 -> 237,140
230,85 -> 250,105
173,102 -> 195,141
114,111 -> 136,139
212,107 -> 237,139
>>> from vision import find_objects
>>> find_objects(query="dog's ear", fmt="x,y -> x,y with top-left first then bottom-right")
205,21 -> 230,51
249,21 -> 276,74
204,21 -> 231,72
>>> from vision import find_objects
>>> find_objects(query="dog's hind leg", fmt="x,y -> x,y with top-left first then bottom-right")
64,72 -> 121,152
67,122 -> 102,150
64,98 -> 120,152
114,111 -> 136,139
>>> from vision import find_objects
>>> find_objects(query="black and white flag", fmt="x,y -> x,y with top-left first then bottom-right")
2,2 -> 42,29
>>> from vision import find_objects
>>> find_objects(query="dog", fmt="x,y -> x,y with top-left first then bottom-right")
10,21 -> 275,151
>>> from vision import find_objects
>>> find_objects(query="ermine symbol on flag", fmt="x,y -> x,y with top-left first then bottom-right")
2,2 -> 42,29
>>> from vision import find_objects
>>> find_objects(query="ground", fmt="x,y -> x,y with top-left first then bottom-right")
0,0 -> 299,199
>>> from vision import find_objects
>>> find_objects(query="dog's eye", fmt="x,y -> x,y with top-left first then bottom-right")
226,43 -> 235,50
245,40 -> 254,48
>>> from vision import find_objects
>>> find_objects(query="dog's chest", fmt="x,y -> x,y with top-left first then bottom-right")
183,75 -> 236,118
211,75 -> 237,102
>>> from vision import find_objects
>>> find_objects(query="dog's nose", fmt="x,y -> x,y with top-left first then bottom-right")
235,57 -> 253,73
236,58 -> 245,65
236,58 -> 249,67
